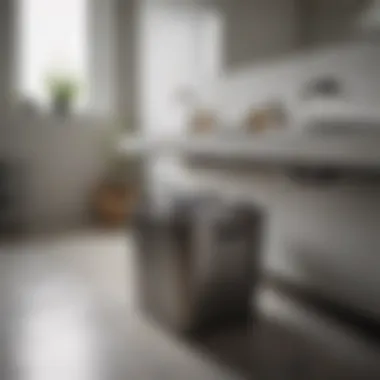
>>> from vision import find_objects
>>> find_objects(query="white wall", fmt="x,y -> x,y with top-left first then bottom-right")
140,1 -> 223,136
140,3 -> 197,136
194,0 -> 380,122
199,42 -> 380,125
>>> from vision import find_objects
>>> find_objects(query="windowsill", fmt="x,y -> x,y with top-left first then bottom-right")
6,106 -> 115,128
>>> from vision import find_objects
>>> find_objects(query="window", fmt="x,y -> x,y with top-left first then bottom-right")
17,0 -> 89,109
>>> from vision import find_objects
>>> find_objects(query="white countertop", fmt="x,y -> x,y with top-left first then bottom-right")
120,132 -> 380,171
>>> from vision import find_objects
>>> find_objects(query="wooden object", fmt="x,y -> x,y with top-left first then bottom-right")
189,109 -> 217,135
94,183 -> 137,226
245,102 -> 287,134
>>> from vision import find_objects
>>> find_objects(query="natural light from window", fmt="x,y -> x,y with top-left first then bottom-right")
18,0 -> 88,109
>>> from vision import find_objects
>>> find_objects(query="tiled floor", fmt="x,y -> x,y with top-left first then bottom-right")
0,230 -> 244,380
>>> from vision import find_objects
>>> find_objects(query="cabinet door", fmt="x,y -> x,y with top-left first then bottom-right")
254,288 -> 380,379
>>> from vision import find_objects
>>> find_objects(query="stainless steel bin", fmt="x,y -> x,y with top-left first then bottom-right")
132,198 -> 263,334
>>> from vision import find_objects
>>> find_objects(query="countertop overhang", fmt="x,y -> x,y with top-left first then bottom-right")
120,133 -> 380,173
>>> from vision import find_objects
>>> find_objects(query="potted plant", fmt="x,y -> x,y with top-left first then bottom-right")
46,73 -> 80,116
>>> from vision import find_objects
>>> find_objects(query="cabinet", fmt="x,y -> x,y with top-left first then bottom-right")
253,286 -> 380,379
